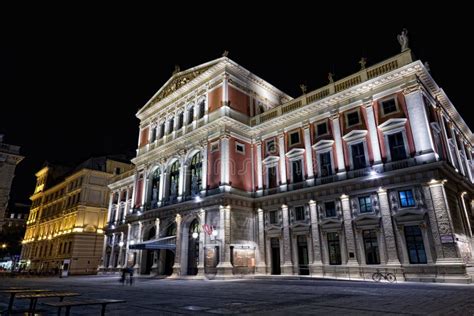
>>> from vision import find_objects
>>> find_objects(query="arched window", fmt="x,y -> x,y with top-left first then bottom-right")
169,161 -> 180,201
150,168 -> 160,207
199,100 -> 205,119
189,152 -> 202,196
177,112 -> 184,130
166,223 -> 177,236
187,106 -> 194,125
168,118 -> 174,134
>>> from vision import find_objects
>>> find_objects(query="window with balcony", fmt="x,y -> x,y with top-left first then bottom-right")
381,98 -> 398,116
351,142 -> 366,169
177,112 -> 184,130
189,152 -> 202,196
269,210 -> 278,224
398,190 -> 415,208
358,196 -> 372,213
267,166 -> 278,189
187,107 -> 194,125
324,201 -> 336,217
319,152 -> 332,176
388,132 -> 406,161
199,100 -> 205,119
292,159 -> 303,183
295,206 -> 305,221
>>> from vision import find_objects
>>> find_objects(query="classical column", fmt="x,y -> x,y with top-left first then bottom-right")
265,237 -> 271,274
107,193 -> 114,224
200,144 -> 208,195
158,165 -> 166,204
172,214 -> 182,276
256,140 -> 263,191
216,205 -> 233,276
364,99 -> 382,165
222,73 -> 229,106
340,195 -> 357,265
438,111 -> 456,167
377,189 -> 401,265
331,114 -> 346,174
151,218 -> 160,273
403,85 -> 436,161
355,229 -> 365,265
220,135 -> 230,187
99,234 -> 108,270
117,232 -> 124,268
256,208 -> 266,274
396,225 -> 409,265
278,133 -> 287,190
134,221 -> 143,272
451,128 -> 465,175
197,209 -> 206,276
124,188 -> 130,220
125,223 -> 131,266
204,88 -> 210,123
308,200 -> 323,275
281,204 -> 293,274
178,157 -> 186,201
428,181 -> 462,263
303,124 -> 314,181
108,233 -> 115,269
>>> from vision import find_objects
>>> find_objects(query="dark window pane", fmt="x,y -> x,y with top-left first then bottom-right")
404,225 -> 427,264
325,201 -> 336,217
295,206 -> 305,221
317,122 -> 327,136
327,232 -> 341,265
292,160 -> 303,183
351,142 -> 366,169
320,152 -> 332,176
388,132 -> 406,161
269,211 -> 278,224
363,230 -> 380,264
187,108 -> 194,124
347,111 -> 360,126
382,99 -> 397,115
268,166 -> 277,188
290,132 -> 300,145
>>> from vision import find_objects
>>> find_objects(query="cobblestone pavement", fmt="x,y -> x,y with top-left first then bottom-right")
1,276 -> 473,315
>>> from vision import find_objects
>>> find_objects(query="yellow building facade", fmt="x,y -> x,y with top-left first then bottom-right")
21,157 -> 132,275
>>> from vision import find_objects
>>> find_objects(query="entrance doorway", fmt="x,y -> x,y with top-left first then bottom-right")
187,219 -> 199,275
270,238 -> 281,275
297,235 -> 309,275
143,227 -> 156,274
164,250 -> 175,275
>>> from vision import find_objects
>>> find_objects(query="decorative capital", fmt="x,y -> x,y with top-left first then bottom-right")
402,83 -> 422,96
175,214 -> 182,223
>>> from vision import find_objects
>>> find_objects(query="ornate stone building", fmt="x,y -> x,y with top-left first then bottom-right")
0,135 -> 24,232
100,49 -> 474,283
21,157 -> 133,275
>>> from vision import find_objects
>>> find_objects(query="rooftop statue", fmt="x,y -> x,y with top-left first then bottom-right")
397,28 -> 409,52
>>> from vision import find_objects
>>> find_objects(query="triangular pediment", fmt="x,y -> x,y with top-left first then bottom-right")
342,129 -> 367,142
138,58 -> 223,115
263,155 -> 280,164
378,118 -> 407,132
285,148 -> 305,158
312,139 -> 334,150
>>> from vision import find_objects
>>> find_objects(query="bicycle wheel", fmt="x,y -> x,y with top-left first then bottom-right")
372,272 -> 382,282
386,273 -> 396,283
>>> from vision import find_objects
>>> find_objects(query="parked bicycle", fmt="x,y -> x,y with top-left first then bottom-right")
372,269 -> 396,283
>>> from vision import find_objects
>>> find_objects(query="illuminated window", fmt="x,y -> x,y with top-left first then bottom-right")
398,190 -> 415,208
359,196 -> 372,213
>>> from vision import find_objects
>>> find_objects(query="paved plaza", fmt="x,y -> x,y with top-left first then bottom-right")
1,276 -> 473,315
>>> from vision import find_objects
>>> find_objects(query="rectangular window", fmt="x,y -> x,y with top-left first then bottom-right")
210,142 -> 219,152
295,206 -> 305,221
316,122 -> 328,137
235,142 -> 245,154
351,142 -> 366,169
289,131 -> 300,146
358,196 -> 372,213
381,98 -> 397,116
398,190 -> 415,208
269,210 -> 278,224
268,166 -> 277,188
292,160 -> 303,183
324,201 -> 336,217
346,111 -> 360,127
388,132 -> 406,161
327,232 -> 342,265
404,225 -> 427,264
363,230 -> 380,264
266,139 -> 276,154
320,152 -> 332,176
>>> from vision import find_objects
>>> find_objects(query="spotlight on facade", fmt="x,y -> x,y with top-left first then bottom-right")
1,244 -> 6,249
192,232 -> 199,239
194,196 -> 202,202
130,240 -> 135,245
369,169 -> 377,176
211,230 -> 218,237
118,241 -> 124,247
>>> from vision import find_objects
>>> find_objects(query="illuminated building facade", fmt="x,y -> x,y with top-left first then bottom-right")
0,135 -> 24,232
101,49 -> 474,282
21,157 -> 132,275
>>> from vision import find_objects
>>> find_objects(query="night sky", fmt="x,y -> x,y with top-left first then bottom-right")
1,7 -> 472,204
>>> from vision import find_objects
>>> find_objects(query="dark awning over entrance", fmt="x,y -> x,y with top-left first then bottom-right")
128,236 -> 176,250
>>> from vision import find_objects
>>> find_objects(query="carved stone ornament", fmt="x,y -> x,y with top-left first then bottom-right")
389,191 -> 399,213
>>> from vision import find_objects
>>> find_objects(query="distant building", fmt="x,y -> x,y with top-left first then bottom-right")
21,157 -> 133,275
0,135 -> 24,232
101,50 -> 474,283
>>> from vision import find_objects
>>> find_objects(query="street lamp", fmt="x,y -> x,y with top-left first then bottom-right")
1,244 -> 6,249
192,232 -> 199,239
118,241 -> 124,247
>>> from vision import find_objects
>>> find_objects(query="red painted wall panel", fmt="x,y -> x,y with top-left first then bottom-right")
229,137 -> 252,191
228,86 -> 250,116
207,140 -> 221,189
208,87 -> 222,113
